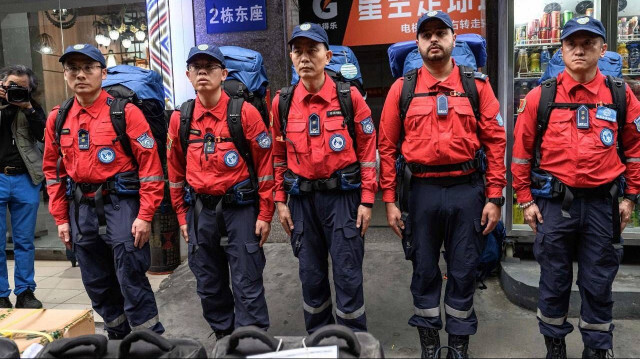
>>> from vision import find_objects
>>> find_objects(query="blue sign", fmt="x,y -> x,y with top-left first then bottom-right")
206,0 -> 267,34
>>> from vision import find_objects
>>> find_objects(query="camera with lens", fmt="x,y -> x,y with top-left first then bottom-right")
2,83 -> 30,104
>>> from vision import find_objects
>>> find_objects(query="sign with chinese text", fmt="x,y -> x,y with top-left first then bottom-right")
299,0 -> 485,46
206,0 -> 267,34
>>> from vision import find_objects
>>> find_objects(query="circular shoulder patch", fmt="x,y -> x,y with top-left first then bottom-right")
300,23 -> 311,31
361,117 -> 374,134
224,151 -> 239,167
97,147 -> 116,164
427,11 -> 438,16
329,134 -> 346,152
576,17 -> 590,24
600,128 -> 614,147
340,63 -> 358,80
73,44 -> 85,50
256,132 -> 272,149
197,44 -> 209,50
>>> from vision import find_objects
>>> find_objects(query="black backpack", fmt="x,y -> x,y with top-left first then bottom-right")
178,96 -> 259,189
278,80 -> 357,151
532,75 -> 627,169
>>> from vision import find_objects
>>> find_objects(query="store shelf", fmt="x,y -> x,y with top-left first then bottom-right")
514,40 -> 561,48
623,69 -> 640,76
515,73 -> 543,79
618,35 -> 640,43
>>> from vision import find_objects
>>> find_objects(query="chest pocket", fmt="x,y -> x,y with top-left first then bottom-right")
286,116 -> 309,154
59,135 -> 75,166
544,109 -> 572,148
216,142 -> 243,171
405,104 -> 434,140
592,116 -> 617,149
451,103 -> 477,138
324,119 -> 352,152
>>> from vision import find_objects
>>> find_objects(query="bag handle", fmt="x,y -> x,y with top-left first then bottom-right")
227,326 -> 279,353
118,329 -> 174,357
46,335 -> 107,358
306,324 -> 361,357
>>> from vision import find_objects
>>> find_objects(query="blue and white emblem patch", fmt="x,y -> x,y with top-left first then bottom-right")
224,151 -> 239,167
98,147 -> 116,164
361,117 -> 374,134
106,97 -> 113,106
136,133 -> 155,149
496,113 -> 504,127
600,128 -> 614,147
329,134 -> 346,152
256,132 -> 271,149
634,116 -> 640,133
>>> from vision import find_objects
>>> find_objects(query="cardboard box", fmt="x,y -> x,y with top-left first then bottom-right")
0,309 -> 94,352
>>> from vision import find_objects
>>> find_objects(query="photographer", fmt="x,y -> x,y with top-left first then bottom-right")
0,65 -> 45,309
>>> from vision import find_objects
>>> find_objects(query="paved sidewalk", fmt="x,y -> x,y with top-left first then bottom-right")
3,260 -> 168,323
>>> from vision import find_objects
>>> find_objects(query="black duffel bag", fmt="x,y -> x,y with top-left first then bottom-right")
36,330 -> 206,358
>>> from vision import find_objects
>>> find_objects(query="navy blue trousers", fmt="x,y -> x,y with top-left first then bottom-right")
187,203 -> 269,332
534,195 -> 620,350
70,196 -> 164,337
403,176 -> 485,336
289,190 -> 366,334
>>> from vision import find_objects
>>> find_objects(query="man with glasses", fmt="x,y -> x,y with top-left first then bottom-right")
271,23 -> 377,334
167,44 -> 273,338
512,17 -> 640,358
42,44 -> 165,337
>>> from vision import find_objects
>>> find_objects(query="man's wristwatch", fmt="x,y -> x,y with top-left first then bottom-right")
623,193 -> 639,205
488,196 -> 505,207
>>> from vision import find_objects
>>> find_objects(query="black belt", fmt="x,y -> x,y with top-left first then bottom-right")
299,176 -> 340,192
2,166 -> 27,176
408,157 -> 480,174
412,172 -> 480,187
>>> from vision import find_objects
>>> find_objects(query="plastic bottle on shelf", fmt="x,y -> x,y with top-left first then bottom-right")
618,42 -> 629,70
530,52 -> 540,73
620,17 -> 629,36
517,48 -> 528,75
629,43 -> 640,69
519,82 -> 530,103
540,46 -> 551,73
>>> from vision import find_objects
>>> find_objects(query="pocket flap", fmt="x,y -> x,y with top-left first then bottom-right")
93,134 -> 115,146
60,136 -> 74,147
245,242 -> 260,254
452,104 -> 475,116
324,119 -> 345,131
287,122 -> 306,133
341,224 -> 360,239
406,104 -> 433,117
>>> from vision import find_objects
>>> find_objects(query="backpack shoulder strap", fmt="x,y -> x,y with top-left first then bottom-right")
109,98 -> 134,160
606,75 -> 627,161
278,85 -> 296,139
227,96 -> 258,189
459,66 -> 482,124
178,100 -> 195,154
54,98 -> 75,146
336,81 -> 357,151
533,77 -> 558,168
398,68 -> 418,147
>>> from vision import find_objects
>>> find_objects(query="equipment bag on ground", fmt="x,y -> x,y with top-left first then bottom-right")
291,45 -> 366,98
35,330 -> 206,358
211,325 -> 384,358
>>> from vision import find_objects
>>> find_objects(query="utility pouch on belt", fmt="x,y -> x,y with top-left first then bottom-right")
283,169 -> 301,195
65,177 -> 75,199
231,178 -> 257,205
337,163 -> 361,191
530,169 -> 560,199
113,171 -> 140,196
476,148 -> 487,174
183,184 -> 195,206
395,155 -> 411,218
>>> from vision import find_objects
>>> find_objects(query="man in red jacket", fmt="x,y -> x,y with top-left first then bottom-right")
167,44 -> 273,338
271,23 -> 377,334
512,17 -> 640,358
378,11 -> 506,358
43,44 -> 165,337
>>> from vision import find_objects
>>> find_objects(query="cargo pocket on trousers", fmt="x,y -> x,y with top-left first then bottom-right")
244,242 -> 266,284
291,221 -> 303,258
533,232 -> 545,263
401,219 -> 415,260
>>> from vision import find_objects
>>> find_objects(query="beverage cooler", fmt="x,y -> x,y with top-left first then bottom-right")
496,0 -> 640,243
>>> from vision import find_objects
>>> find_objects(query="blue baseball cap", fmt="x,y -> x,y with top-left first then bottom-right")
560,16 -> 606,41
59,44 -> 105,67
288,23 -> 329,48
416,10 -> 455,36
186,44 -> 226,68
